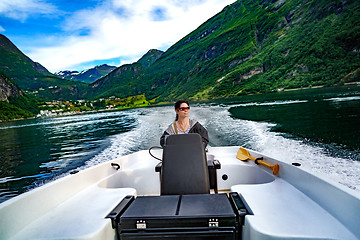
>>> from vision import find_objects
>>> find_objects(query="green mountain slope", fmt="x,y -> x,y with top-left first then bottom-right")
88,49 -> 163,99
0,34 -> 53,89
89,63 -> 145,99
0,34 -> 88,100
0,35 -> 51,77
90,0 -> 360,101
137,49 -> 164,67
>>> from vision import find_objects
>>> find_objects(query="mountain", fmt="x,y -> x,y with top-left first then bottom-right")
0,34 -> 52,88
89,0 -> 360,101
89,63 -> 145,99
55,64 -> 117,84
88,49 -> 164,98
0,71 -> 39,121
0,34 -> 88,100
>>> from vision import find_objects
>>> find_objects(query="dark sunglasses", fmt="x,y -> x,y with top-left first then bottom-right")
178,107 -> 190,111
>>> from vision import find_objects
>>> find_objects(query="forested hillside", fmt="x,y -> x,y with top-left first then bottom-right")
0,34 -> 88,101
88,49 -> 163,99
90,0 -> 360,101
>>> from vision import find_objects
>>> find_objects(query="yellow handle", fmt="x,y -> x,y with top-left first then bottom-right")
257,160 -> 279,175
237,147 -> 279,175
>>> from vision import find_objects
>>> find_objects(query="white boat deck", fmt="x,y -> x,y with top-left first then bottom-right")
233,181 -> 357,239
1,147 -> 359,240
11,187 -> 135,240
212,147 -> 359,240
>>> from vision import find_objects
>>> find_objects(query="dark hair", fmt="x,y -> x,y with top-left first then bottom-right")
174,100 -> 189,121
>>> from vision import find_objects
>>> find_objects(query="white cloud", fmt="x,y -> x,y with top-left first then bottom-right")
0,26 -> 5,32
28,0 -> 236,72
0,0 -> 58,22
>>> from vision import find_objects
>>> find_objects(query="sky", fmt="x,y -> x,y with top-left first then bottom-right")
0,0 -> 236,73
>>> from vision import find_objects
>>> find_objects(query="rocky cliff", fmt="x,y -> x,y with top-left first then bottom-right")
0,72 -> 22,102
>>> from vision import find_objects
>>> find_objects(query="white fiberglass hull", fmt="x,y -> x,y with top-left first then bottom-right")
0,146 -> 359,240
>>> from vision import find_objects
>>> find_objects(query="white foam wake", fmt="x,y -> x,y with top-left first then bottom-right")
196,104 -> 360,191
83,103 -> 360,192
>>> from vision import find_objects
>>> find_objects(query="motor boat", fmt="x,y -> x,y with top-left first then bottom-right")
1,134 -> 359,240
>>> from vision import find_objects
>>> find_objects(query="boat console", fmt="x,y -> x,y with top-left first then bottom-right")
107,192 -> 251,239
108,134 -> 252,239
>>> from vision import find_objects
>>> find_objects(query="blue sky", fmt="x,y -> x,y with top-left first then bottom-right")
0,0 -> 236,73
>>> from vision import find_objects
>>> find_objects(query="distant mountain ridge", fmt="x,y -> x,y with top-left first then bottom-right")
55,64 -> 117,84
55,49 -> 163,85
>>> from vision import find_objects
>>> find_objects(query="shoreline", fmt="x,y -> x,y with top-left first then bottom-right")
281,82 -> 359,92
1,83 -> 359,123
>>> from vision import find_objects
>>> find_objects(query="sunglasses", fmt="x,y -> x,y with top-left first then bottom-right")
178,107 -> 190,111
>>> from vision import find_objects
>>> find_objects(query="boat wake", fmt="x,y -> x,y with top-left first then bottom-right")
82,107 -> 171,170
82,103 -> 360,192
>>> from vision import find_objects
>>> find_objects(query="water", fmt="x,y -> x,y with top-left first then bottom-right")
0,85 -> 359,203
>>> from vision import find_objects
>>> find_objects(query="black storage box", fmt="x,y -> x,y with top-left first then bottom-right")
108,193 -> 250,240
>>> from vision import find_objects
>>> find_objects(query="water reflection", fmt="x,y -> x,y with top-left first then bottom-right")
0,111 -> 138,203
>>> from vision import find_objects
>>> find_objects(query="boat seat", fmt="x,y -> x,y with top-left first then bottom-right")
160,133 -> 211,195
155,159 -> 220,192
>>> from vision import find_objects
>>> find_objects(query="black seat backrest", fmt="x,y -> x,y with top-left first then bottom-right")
161,134 -> 210,195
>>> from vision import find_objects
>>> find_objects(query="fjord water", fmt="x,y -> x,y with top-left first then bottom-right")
0,85 -> 359,203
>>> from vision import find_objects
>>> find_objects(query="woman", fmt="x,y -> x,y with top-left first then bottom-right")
160,100 -> 209,147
